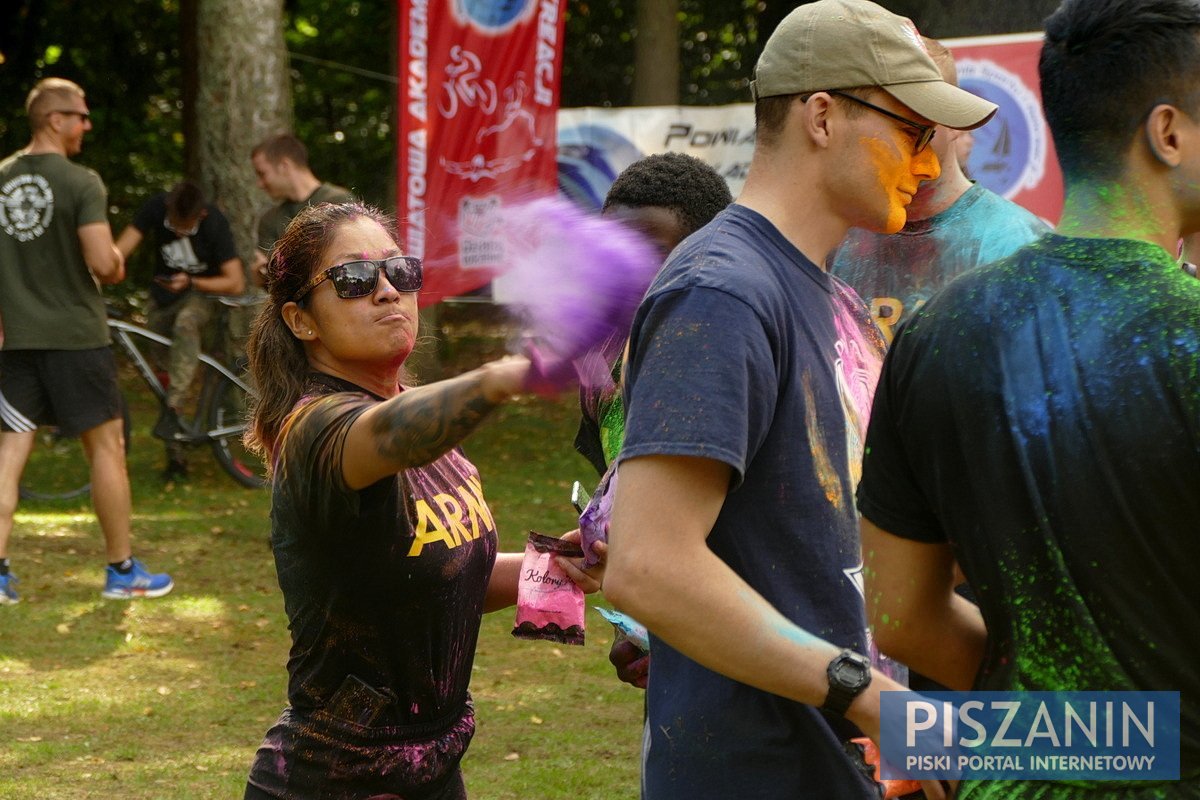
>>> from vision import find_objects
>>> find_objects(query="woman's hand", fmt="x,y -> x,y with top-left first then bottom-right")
478,355 -> 532,403
555,531 -> 604,593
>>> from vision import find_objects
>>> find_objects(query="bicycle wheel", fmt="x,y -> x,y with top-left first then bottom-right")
18,395 -> 132,501
207,374 -> 266,488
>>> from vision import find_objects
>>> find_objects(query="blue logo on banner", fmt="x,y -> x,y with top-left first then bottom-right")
556,124 -> 644,211
455,0 -> 533,32
879,691 -> 1180,781
956,58 -> 1047,200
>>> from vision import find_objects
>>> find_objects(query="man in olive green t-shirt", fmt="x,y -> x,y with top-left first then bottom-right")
249,133 -> 354,286
0,78 -> 173,604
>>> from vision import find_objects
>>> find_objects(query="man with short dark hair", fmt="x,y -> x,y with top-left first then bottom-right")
0,78 -> 172,603
249,133 -> 353,284
601,1 -> 995,797
860,0 -> 1200,795
115,180 -> 245,480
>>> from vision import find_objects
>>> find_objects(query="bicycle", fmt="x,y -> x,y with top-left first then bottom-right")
18,296 -> 266,500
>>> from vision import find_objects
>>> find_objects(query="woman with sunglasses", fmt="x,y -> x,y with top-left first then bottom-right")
241,202 -> 601,800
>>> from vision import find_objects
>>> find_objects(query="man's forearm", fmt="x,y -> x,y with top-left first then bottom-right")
605,456 -> 896,728
861,520 -> 987,691
875,593 -> 986,691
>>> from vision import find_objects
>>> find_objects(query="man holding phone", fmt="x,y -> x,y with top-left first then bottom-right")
115,180 -> 244,480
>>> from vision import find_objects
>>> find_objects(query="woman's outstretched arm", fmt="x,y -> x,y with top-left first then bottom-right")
341,356 -> 530,490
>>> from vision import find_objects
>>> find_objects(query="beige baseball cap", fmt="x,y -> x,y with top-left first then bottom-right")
749,0 -> 997,130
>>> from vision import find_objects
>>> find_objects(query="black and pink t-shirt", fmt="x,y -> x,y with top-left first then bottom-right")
270,373 -> 498,727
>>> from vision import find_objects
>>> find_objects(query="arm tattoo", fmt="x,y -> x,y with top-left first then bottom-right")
370,373 -> 500,467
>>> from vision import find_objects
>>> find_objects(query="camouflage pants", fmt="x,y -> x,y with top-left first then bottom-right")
146,293 -> 217,410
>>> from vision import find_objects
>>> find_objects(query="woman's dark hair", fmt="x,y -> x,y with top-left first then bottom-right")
602,152 -> 733,236
244,201 -> 399,459
1041,0 -> 1200,182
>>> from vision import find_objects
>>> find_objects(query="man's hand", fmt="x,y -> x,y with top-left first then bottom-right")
253,250 -> 270,287
556,530 -> 603,593
609,639 -> 649,689
155,273 -> 191,294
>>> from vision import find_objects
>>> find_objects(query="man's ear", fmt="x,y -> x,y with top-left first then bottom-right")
281,301 -> 316,341
1145,103 -> 1185,168
800,92 -> 835,151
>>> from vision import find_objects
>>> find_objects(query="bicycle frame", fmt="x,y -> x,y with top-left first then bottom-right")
107,318 -> 254,442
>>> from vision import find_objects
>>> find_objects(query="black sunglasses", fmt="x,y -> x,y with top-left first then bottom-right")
825,90 -> 936,154
51,109 -> 91,122
292,256 -> 423,302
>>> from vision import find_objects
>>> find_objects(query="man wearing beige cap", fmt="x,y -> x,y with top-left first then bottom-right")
602,1 -> 993,797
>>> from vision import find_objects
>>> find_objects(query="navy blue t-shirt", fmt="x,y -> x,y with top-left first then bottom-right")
619,204 -> 885,799
131,192 -> 238,307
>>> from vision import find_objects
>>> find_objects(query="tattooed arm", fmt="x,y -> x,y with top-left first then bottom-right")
341,356 -> 531,490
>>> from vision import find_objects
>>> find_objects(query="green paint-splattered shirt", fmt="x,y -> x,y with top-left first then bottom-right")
860,234 -> 1200,798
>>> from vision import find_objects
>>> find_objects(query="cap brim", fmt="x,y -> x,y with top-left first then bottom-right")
883,80 -> 998,130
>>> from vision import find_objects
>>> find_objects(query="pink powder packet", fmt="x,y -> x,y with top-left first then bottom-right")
512,531 -> 586,646
577,464 -> 616,569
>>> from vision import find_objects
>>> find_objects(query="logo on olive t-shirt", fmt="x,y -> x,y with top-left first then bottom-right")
0,173 -> 54,242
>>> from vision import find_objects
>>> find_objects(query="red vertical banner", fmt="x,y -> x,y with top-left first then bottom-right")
946,33 -> 1064,225
399,0 -> 566,306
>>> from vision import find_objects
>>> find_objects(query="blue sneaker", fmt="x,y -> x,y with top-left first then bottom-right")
101,559 -> 174,600
0,572 -> 18,605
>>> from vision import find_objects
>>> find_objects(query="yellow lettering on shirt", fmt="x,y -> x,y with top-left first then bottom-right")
407,498 -> 457,556
405,475 -> 496,557
457,476 -> 495,540
432,492 -> 470,545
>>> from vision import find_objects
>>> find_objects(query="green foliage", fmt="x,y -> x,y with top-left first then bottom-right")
562,0 -> 768,107
0,0 -> 186,244
0,0 -> 770,248
678,0 -> 768,104
0,0 -> 396,256
0,0 -> 1048,247
284,0 -> 396,209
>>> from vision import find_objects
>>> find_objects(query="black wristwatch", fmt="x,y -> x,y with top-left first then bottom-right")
821,649 -> 872,717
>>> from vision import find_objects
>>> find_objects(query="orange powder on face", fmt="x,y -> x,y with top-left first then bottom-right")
862,133 -> 940,234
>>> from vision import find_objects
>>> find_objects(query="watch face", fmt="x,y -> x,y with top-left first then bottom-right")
833,658 -> 869,687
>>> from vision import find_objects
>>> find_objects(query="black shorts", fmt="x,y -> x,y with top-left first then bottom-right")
0,348 -> 123,437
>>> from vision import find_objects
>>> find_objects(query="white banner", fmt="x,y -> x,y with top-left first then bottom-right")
556,104 -> 755,209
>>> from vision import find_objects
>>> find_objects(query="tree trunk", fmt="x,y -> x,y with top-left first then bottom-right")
195,0 -> 291,281
181,0 -> 198,181
632,0 -> 680,106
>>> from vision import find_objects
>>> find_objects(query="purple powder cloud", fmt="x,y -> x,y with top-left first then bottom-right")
497,196 -> 660,392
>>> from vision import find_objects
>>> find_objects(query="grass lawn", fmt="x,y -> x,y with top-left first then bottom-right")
0,320 -> 645,799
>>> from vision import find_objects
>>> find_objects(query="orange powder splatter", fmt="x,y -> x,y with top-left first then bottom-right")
862,132 -> 940,234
